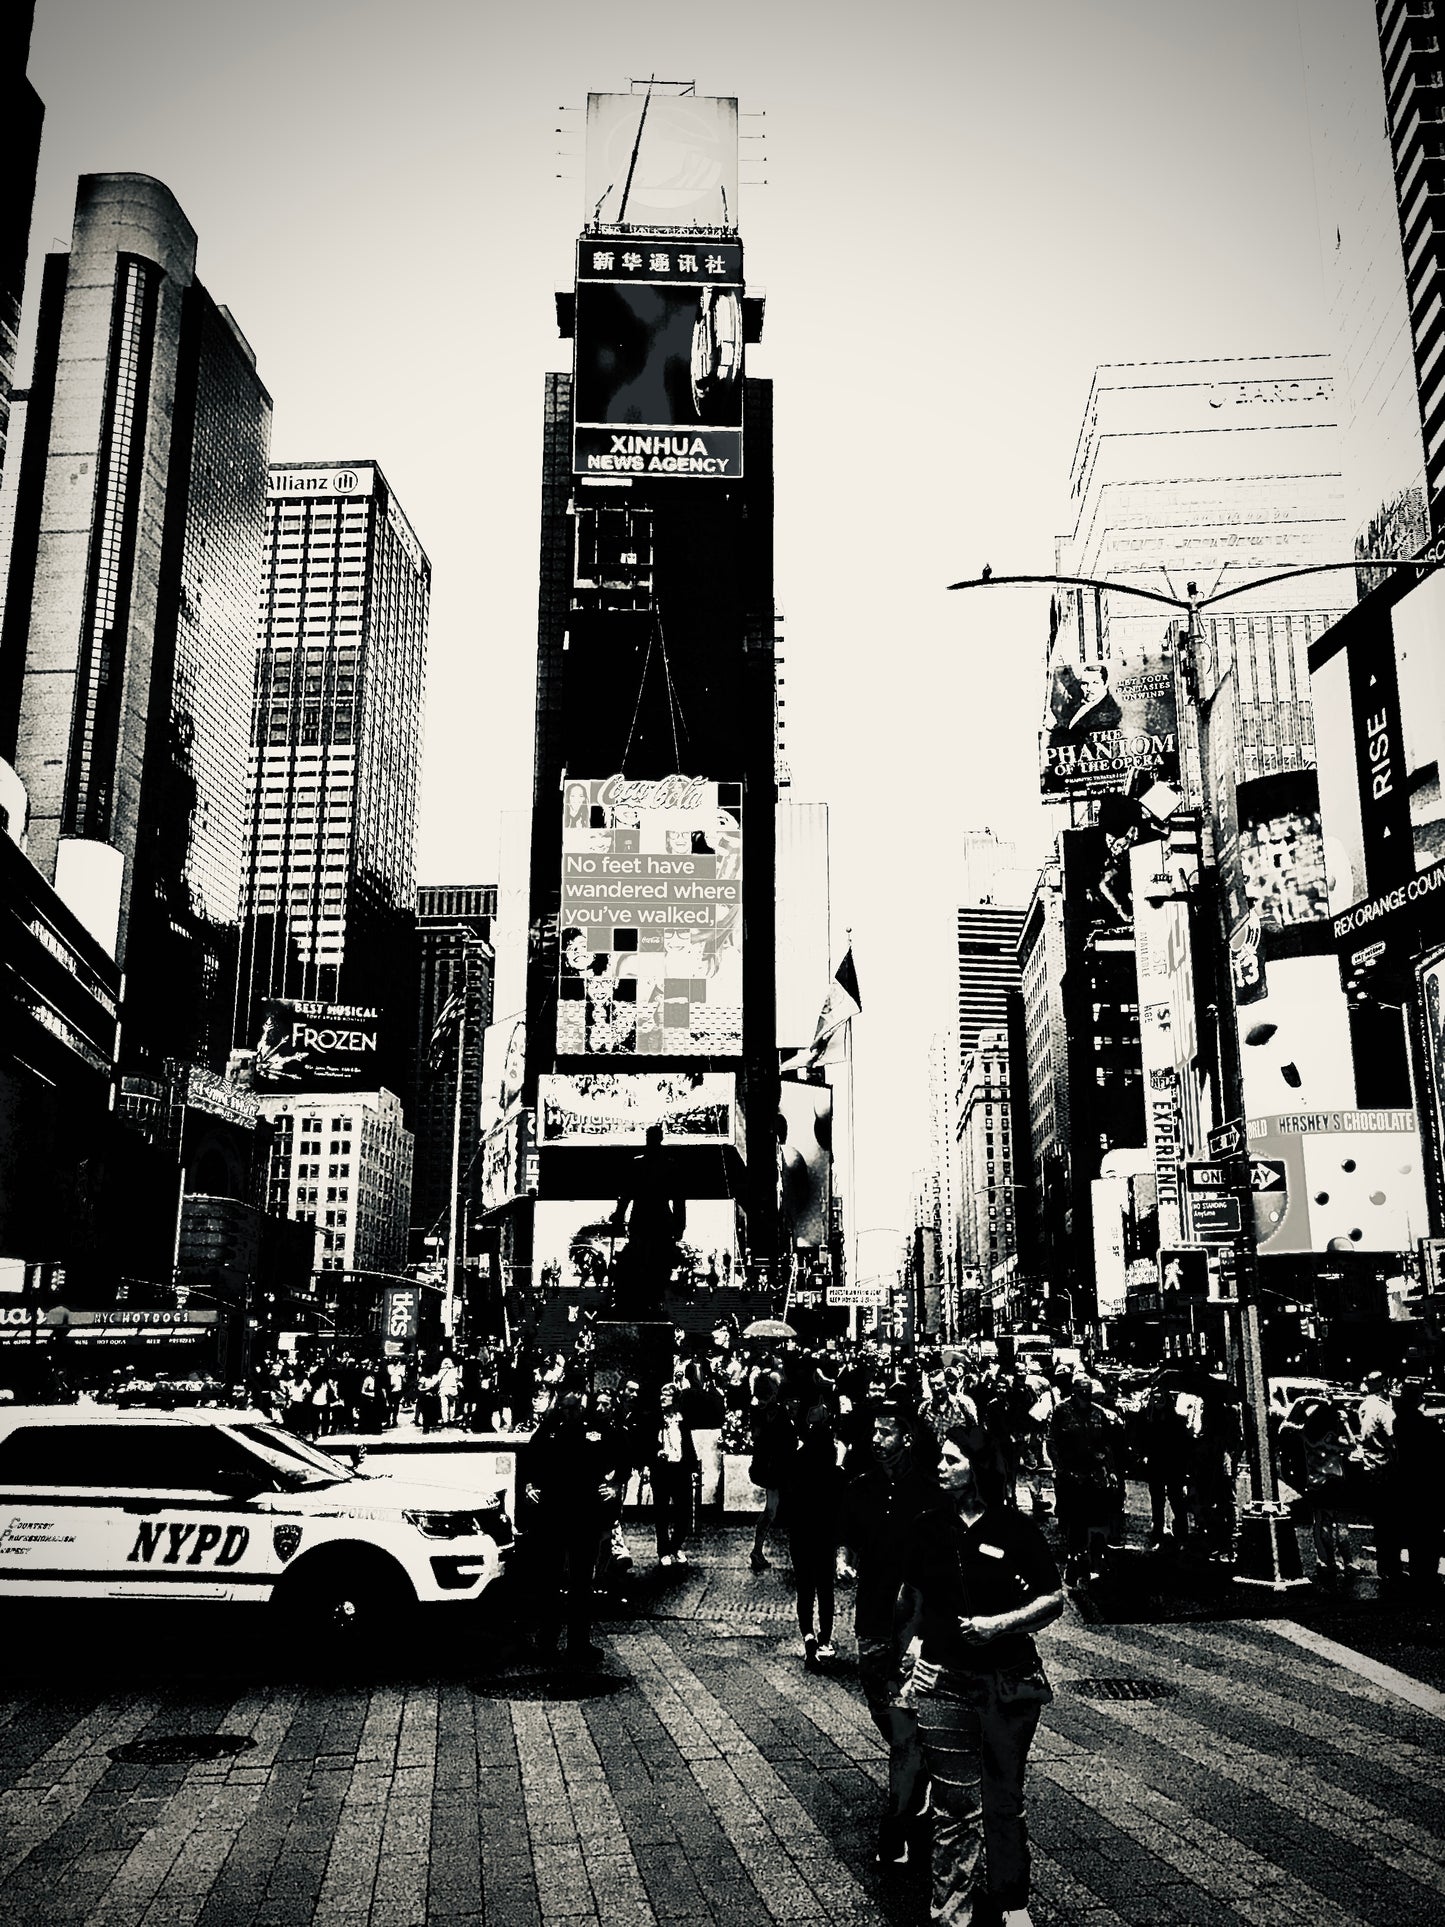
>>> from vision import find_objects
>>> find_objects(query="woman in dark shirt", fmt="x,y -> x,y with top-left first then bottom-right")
898,1422 -> 1065,1927
780,1391 -> 844,1669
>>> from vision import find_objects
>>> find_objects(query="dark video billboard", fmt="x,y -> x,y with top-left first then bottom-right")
573,237 -> 743,479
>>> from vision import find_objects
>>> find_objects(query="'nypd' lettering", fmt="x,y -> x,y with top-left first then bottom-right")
127,1521 -> 251,1566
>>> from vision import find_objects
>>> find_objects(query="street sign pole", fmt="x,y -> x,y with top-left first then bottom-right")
1224,1147 -> 1306,1589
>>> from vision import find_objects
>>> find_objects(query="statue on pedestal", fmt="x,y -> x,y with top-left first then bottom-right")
608,1124 -> 685,1321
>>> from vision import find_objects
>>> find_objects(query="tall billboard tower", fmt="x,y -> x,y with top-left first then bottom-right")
509,82 -> 776,1315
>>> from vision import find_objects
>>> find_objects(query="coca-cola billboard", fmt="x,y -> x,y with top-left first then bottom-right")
558,774 -> 742,1059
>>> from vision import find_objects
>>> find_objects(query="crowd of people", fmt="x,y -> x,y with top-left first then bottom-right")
242,1329 -> 1439,1927
21,1320 -> 1439,1926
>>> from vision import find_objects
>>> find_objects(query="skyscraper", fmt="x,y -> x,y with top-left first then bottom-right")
1365,0 -> 1445,544
0,174 -> 271,1075
236,461 -> 430,1095
412,883 -> 496,1243
958,1027 -> 1016,1299
0,3 -> 44,487
514,85 -> 778,1309
1299,0 -> 1427,562
956,904 -> 1025,1060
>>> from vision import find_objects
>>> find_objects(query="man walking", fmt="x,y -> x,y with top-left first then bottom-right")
1356,1372 -> 1401,1587
1048,1371 -> 1124,1589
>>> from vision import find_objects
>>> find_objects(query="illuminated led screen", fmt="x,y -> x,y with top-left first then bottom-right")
559,774 -> 742,1058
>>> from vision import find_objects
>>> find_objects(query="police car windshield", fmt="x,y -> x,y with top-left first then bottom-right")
231,1423 -> 354,1487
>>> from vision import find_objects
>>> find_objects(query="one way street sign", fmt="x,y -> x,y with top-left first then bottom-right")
1208,1119 -> 1245,1158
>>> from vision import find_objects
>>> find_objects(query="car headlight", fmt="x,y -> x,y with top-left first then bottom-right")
476,1493 -> 514,1546
404,1509 -> 482,1540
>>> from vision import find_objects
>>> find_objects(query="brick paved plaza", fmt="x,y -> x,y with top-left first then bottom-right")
0,1525 -> 1440,1926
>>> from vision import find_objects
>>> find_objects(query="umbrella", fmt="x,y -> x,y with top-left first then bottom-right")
743,1319 -> 797,1340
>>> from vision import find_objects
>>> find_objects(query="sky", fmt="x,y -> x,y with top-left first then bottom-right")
22,0 -> 1339,1246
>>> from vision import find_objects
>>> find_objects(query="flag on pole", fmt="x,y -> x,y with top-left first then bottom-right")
780,945 -> 861,1076
427,988 -> 466,1071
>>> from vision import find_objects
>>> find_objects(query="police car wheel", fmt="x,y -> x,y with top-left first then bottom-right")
275,1550 -> 413,1648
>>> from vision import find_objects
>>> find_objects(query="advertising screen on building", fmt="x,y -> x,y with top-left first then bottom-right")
1310,568 -> 1445,967
478,1014 -> 526,1136
533,1197 -> 738,1295
1210,762 -> 1336,1007
1235,953 -> 1355,1118
537,1072 -> 736,1147
480,1112 -> 532,1212
573,238 -> 743,479
778,1081 -> 833,1250
1060,817 -> 1141,937
1131,841 -> 1185,1246
584,92 -> 739,232
1247,1109 -> 1427,1254
252,1001 -> 381,1092
559,774 -> 742,1058
1040,635 -> 1178,797
1420,950 -> 1445,1181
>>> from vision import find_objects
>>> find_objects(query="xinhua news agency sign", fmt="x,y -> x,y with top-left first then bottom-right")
572,232 -> 744,479
253,1000 -> 381,1092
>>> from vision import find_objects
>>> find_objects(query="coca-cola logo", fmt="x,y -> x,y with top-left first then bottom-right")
596,774 -> 708,811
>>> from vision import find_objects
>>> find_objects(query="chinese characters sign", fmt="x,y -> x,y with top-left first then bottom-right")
558,775 -> 742,1058
577,241 -> 742,284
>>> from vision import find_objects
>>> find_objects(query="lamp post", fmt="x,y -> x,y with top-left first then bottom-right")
948,553 -> 1436,1588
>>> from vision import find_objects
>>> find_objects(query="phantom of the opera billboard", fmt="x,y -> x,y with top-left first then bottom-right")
251,1001 -> 381,1092
573,238 -> 743,479
559,775 -> 742,1058
1309,565 -> 1445,984
1040,635 -> 1179,797
583,91 -> 739,233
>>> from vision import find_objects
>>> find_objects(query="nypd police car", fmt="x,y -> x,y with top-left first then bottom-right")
0,1407 -> 511,1643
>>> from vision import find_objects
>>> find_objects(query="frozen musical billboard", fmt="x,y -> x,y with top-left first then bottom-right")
252,1001 -> 381,1092
559,775 -> 742,1058
1040,636 -> 1179,798
573,238 -> 743,479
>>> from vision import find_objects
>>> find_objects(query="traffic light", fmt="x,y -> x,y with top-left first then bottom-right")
1159,1247 -> 1209,1302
